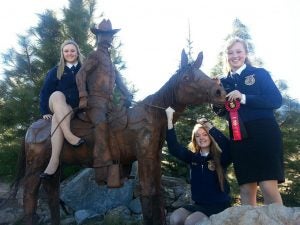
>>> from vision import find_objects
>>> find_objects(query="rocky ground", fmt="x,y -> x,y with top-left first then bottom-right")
1,175 -> 299,225
0,181 -> 23,225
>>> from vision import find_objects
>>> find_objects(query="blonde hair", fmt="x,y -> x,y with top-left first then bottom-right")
56,40 -> 85,79
188,124 -> 226,191
223,37 -> 252,74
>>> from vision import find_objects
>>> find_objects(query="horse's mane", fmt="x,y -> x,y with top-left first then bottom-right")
141,64 -> 193,111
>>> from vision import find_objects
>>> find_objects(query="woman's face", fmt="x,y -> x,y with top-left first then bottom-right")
195,127 -> 211,150
227,42 -> 247,72
62,44 -> 78,64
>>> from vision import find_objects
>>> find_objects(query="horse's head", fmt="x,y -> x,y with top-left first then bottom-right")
174,50 -> 226,105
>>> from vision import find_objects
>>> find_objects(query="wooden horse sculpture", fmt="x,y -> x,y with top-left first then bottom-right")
14,50 -> 226,225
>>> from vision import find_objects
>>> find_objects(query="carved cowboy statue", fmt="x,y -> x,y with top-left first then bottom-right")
76,19 -> 132,186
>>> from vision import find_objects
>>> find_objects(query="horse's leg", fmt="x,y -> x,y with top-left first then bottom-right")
23,171 -> 41,225
140,194 -> 166,225
42,172 -> 61,225
23,142 -> 49,225
139,158 -> 166,225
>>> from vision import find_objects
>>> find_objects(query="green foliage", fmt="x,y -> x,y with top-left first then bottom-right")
61,165 -> 83,180
279,106 -> 300,206
78,214 -> 142,225
31,10 -> 64,71
99,214 -> 142,225
63,0 -> 96,54
0,147 -> 19,182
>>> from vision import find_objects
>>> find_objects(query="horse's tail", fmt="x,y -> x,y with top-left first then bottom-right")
10,137 -> 26,197
0,138 -> 26,209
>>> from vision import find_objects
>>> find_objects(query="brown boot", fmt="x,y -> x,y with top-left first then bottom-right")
93,149 -> 112,185
92,144 -> 112,167
107,163 -> 122,188
94,166 -> 109,185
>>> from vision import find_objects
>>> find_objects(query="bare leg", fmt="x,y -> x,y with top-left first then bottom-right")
240,182 -> 257,206
43,91 -> 80,175
185,211 -> 208,225
43,114 -> 64,174
259,180 -> 283,205
170,208 -> 191,225
49,91 -> 80,145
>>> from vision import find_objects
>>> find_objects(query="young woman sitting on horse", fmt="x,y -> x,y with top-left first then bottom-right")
39,39 -> 85,179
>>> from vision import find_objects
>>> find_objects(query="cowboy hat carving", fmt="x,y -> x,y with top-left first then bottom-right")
91,19 -> 120,35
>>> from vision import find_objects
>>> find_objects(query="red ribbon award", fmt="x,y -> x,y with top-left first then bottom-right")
225,100 -> 242,141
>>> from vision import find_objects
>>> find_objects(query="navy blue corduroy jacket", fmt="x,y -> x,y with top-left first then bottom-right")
216,65 -> 282,123
39,64 -> 81,116
166,127 -> 231,204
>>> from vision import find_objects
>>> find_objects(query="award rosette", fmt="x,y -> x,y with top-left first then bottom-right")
225,100 -> 242,141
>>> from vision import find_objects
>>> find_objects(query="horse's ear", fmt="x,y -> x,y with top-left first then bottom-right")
181,49 -> 188,68
193,51 -> 203,69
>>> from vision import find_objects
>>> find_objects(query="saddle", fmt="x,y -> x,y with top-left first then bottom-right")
24,116 -> 94,144
25,119 -> 51,144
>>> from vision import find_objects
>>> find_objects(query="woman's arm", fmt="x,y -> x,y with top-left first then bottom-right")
245,69 -> 282,109
209,127 -> 231,167
39,68 -> 57,116
165,107 -> 192,163
166,128 -> 192,163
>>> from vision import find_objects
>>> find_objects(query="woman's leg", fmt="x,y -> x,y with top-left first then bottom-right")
259,180 -> 283,205
184,211 -> 208,225
48,91 -> 80,145
43,114 -> 64,175
240,182 -> 258,206
170,208 -> 191,225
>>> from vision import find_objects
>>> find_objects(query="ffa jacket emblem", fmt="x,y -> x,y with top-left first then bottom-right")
244,74 -> 255,85
208,160 -> 216,171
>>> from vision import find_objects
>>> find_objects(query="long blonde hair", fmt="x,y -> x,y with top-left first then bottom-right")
56,40 -> 85,79
188,124 -> 226,192
223,37 -> 252,74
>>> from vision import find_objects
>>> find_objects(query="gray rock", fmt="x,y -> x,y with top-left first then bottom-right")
128,197 -> 142,214
74,209 -> 102,225
60,168 -> 135,216
197,204 -> 300,225
107,205 -> 131,220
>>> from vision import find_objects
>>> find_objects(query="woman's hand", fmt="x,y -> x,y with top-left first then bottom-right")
226,90 -> 243,102
43,114 -> 52,120
165,107 -> 175,120
165,107 -> 175,129
197,118 -> 213,130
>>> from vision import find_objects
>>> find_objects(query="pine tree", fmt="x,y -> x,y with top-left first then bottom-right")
63,0 -> 96,54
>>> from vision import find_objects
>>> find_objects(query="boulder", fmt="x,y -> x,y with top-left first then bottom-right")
197,204 -> 300,225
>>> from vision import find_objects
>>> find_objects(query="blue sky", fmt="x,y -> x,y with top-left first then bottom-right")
0,0 -> 299,101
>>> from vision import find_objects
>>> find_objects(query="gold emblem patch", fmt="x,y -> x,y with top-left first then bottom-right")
244,74 -> 255,85
208,160 -> 216,171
